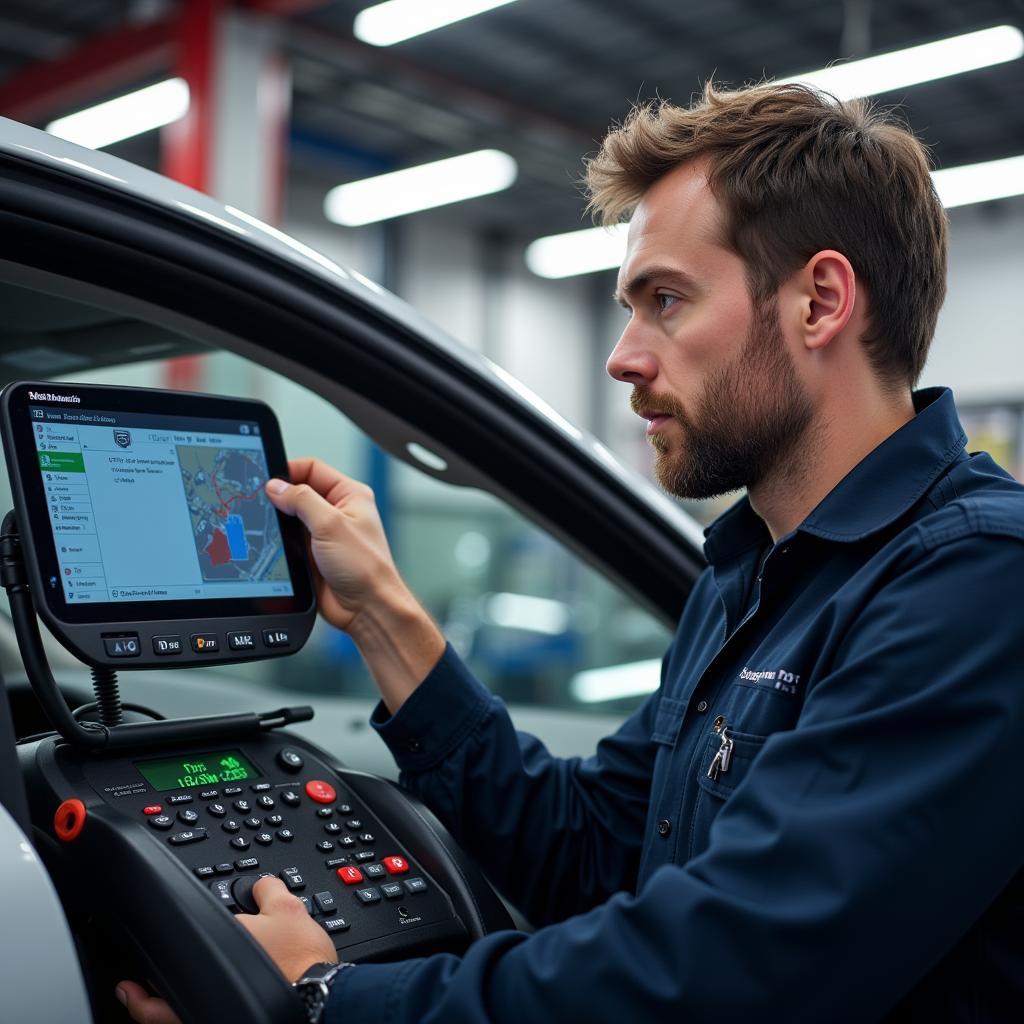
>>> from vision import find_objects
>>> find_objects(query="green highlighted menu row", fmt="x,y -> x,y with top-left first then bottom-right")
38,451 -> 85,472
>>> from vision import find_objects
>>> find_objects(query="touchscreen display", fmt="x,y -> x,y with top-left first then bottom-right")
30,404 -> 294,605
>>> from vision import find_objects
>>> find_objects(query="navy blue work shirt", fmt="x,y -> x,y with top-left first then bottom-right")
329,387 -> 1024,1022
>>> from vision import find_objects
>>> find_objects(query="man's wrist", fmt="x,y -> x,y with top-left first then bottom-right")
346,583 -> 446,715
293,961 -> 353,1023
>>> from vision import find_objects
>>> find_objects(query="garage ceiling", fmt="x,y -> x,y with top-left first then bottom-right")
1,0 -> 1022,238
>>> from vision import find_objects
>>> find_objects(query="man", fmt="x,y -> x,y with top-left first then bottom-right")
119,82 -> 1024,1022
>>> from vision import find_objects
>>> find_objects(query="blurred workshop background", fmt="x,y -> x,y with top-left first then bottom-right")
0,0 -> 1021,711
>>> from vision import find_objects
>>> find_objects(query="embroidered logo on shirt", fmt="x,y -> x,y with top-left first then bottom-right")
738,666 -> 802,695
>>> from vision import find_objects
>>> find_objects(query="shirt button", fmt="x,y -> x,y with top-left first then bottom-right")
406,738 -> 422,753
696,700 -> 709,713
657,819 -> 672,838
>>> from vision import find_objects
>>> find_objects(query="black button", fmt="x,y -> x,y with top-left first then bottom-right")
233,799 -> 251,813
337,804 -> 353,815
234,856 -> 260,871
316,807 -> 333,819
222,819 -> 241,833
338,836 -> 357,848
657,819 -> 672,837
230,835 -> 251,850
244,817 -> 262,829
354,851 -> 375,863
254,832 -> 274,846
194,865 -> 215,878
363,863 -> 386,879
178,809 -> 200,825
354,887 -> 380,905
405,738 -> 422,753
214,863 -> 233,875
298,896 -> 314,916
256,795 -> 275,809
262,628 -> 291,649
313,891 -> 338,914
190,633 -> 219,653
317,840 -> 335,852
277,748 -> 304,772
358,833 -> 375,844
227,630 -> 257,651
265,814 -> 283,826
345,820 -> 362,830
276,829 -> 295,842
169,829 -> 207,845
325,857 -> 349,868
103,634 -> 140,658
280,789 -> 301,807
324,823 -> 342,835
380,882 -> 404,900
148,815 -> 173,830
152,635 -> 182,656
207,803 -> 227,818
280,868 -> 305,891
322,917 -> 350,933
403,877 -> 427,894
209,879 -> 235,907
251,783 -> 272,793
223,786 -> 243,796
167,794 -> 193,805
696,700 -> 709,713
199,789 -> 219,800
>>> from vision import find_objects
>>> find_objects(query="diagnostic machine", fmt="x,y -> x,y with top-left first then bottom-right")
0,381 -> 513,1024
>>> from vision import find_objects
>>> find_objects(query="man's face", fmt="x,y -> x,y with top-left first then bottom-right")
607,161 -> 813,499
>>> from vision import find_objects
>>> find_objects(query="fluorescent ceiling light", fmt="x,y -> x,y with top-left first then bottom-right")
355,0 -> 517,47
46,78 -> 190,150
324,149 -> 516,226
931,154 -> 1024,209
483,593 -> 571,635
525,223 -> 629,280
777,25 -> 1024,101
571,659 -> 661,703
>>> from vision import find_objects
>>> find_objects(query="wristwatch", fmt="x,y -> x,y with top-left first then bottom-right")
293,960 -> 354,1023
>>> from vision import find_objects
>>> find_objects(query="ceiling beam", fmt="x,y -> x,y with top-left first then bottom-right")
0,18 -> 175,122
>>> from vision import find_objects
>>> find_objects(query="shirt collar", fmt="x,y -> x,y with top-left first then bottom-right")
703,387 -> 967,563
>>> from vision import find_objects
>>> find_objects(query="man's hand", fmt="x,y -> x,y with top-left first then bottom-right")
116,878 -> 337,1023
235,876 -> 339,982
268,457 -> 446,713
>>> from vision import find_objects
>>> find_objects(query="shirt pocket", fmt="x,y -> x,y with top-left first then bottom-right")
687,727 -> 767,861
651,695 -> 686,747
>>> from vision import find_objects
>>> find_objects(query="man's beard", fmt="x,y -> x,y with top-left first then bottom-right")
632,297 -> 815,500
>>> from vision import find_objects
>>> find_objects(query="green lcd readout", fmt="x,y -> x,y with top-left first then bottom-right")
135,749 -> 261,792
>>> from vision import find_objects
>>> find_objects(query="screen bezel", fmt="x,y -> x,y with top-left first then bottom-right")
2,380 -> 315,625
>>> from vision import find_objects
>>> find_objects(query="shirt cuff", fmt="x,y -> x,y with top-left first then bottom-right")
370,642 -> 494,773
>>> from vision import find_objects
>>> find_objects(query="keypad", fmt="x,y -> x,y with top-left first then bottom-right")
276,829 -> 294,842
355,887 -> 381,905
363,863 -> 386,879
380,882 -> 404,900
207,803 -> 227,818
222,819 -> 241,833
178,810 -> 200,825
322,917 -> 350,933
148,815 -> 174,831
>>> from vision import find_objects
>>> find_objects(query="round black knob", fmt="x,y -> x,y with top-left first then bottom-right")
231,874 -> 268,914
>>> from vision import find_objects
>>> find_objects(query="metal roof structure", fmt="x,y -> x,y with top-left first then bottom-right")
0,0 -> 1021,238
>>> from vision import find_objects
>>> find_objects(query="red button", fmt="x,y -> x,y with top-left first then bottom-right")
337,866 -> 364,885
54,799 -> 87,842
142,805 -> 163,816
382,855 -> 409,875
305,780 -> 337,804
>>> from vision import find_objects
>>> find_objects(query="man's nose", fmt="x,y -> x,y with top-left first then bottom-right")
606,324 -> 658,385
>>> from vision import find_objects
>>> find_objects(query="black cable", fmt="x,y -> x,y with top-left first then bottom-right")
72,701 -> 166,722
90,665 -> 122,727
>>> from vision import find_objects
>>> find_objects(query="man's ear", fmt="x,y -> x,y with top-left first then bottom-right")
798,250 -> 857,352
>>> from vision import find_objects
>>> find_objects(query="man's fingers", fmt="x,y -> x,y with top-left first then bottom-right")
115,981 -> 181,1024
286,457 -> 368,506
266,480 -> 345,538
251,874 -> 302,914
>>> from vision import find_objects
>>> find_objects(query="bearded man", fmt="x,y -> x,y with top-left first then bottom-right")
121,82 -> 1024,1024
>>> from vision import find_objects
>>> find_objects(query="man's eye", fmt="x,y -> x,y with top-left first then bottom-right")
656,294 -> 679,312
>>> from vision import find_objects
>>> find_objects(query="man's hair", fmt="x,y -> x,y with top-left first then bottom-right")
585,82 -> 948,388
